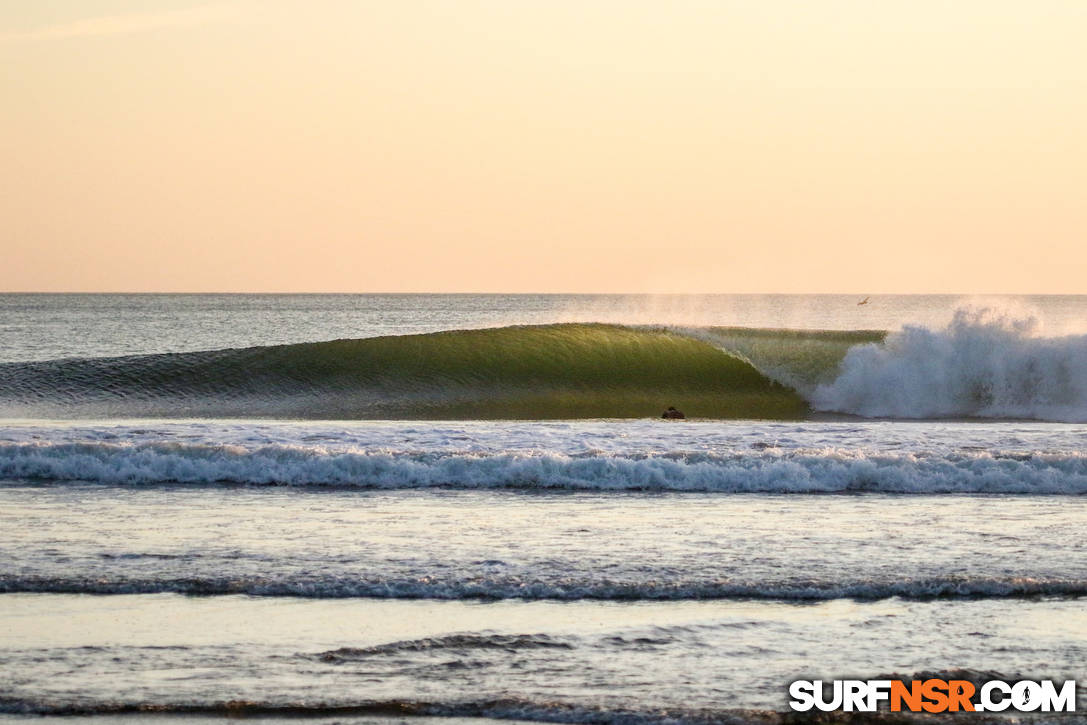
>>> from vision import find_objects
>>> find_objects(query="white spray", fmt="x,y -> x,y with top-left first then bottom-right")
813,307 -> 1087,422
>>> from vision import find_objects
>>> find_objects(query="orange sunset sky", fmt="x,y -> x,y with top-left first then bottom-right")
2,1 -> 1085,293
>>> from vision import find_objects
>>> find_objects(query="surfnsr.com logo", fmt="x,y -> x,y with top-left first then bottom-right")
789,679 -> 1077,713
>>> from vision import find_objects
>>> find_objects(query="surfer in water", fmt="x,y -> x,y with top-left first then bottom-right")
661,406 -> 686,420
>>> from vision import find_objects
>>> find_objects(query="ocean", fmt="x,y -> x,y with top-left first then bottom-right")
0,293 -> 1085,724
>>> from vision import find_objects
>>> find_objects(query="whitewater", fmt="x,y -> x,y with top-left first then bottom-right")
1,294 -> 1085,724
1,420 -> 1085,494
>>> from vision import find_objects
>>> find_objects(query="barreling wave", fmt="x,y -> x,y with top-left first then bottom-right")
0,323 -> 806,420
694,308 -> 1087,422
2,573 -> 1084,601
2,441 -> 1085,493
1,311 -> 1085,422
682,326 -> 885,392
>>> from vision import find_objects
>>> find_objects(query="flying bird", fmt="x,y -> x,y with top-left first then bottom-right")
857,296 -> 870,306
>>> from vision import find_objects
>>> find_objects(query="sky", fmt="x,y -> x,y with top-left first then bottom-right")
2,1 -> 1085,293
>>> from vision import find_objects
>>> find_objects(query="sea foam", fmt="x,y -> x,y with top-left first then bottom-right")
1,440 -> 1084,494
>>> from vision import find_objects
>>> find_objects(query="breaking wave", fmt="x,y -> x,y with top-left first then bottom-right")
1,441 -> 1085,493
2,573 -> 1084,601
0,310 -> 1084,422
812,308 -> 1087,422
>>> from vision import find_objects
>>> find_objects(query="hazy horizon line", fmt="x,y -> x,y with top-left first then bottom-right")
2,291 -> 1083,297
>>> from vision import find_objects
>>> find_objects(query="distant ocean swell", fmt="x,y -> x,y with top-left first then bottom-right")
0,310 -> 1084,422
2,441 -> 1085,493
2,573 -> 1084,601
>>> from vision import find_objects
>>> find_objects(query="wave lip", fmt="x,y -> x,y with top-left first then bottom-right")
2,440 -> 1085,494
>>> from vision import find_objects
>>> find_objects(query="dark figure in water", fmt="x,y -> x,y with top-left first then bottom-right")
662,406 -> 686,420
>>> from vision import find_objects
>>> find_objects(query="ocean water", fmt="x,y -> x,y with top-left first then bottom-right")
1,294 -> 1085,724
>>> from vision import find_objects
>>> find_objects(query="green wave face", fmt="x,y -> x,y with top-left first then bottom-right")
0,324 -> 810,420
348,323 -> 809,419
691,326 -> 887,393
